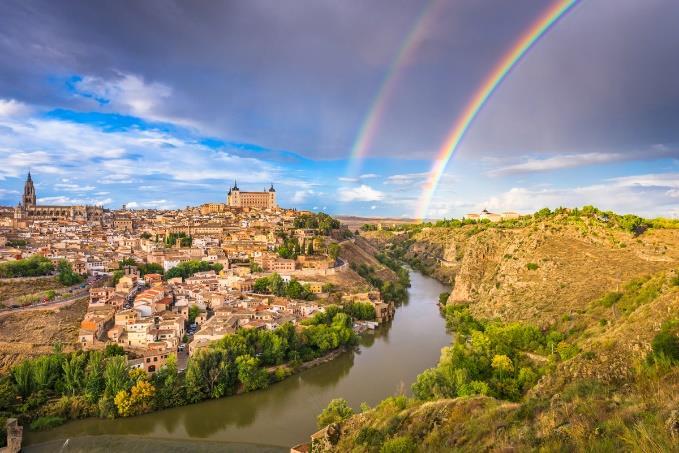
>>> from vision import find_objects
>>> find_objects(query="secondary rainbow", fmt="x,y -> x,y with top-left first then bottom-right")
415,0 -> 579,219
346,0 -> 439,179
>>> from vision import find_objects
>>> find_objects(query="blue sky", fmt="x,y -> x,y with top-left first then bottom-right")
0,0 -> 678,218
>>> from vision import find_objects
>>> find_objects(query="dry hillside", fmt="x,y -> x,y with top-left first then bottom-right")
311,213 -> 679,451
0,297 -> 86,373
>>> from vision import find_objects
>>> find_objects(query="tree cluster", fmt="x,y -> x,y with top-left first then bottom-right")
164,260 -> 223,280
1,314 -> 357,429
253,273 -> 315,300
411,304 -> 566,402
0,255 -> 54,278
164,232 -> 192,248
351,263 -> 409,304
293,212 -> 340,235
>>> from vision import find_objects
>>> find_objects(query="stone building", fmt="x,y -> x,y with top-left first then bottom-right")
12,172 -> 104,224
227,181 -> 277,209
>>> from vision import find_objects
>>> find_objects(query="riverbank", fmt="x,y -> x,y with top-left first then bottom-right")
24,270 -> 450,450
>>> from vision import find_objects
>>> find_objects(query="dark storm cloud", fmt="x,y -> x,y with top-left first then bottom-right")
0,0 -> 551,158
458,0 -> 679,161
1,0 -> 678,163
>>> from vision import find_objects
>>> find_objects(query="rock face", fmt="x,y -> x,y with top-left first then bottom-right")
402,224 -> 679,328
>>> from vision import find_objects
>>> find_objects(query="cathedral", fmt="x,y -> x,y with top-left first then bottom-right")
13,172 -> 104,223
227,181 -> 277,209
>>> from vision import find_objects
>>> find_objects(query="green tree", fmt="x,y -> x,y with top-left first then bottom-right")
11,361 -> 33,399
62,353 -> 87,395
57,260 -> 84,286
317,398 -> 354,428
104,343 -> 125,358
84,351 -> 106,403
32,355 -> 58,392
184,349 -> 235,401
188,305 -> 200,324
327,243 -> 340,261
235,354 -> 269,391
104,356 -> 130,396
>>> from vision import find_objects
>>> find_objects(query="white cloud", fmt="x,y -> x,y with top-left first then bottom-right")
53,182 -> 96,192
338,184 -> 384,202
0,113 -> 278,184
487,152 -> 623,177
0,99 -> 31,117
291,189 -> 315,203
125,199 -> 175,209
384,172 -> 428,185
473,173 -> 679,218
38,195 -> 112,206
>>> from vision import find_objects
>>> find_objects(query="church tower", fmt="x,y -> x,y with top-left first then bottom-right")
22,172 -> 36,208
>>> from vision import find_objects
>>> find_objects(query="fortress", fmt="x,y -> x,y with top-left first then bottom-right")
12,172 -> 104,223
227,181 -> 277,209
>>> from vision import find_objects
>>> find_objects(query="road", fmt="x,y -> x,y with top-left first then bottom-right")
0,290 -> 89,317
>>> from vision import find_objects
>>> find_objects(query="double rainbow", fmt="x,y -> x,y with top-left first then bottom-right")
415,0 -> 579,219
346,0 -> 440,178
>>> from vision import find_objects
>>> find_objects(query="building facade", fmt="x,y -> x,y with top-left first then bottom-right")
227,181 -> 277,209
13,172 -> 104,223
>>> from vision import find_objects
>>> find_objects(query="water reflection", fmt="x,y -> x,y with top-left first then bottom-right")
25,271 -> 450,450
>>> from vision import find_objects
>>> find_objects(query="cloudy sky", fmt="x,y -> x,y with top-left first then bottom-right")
0,0 -> 677,218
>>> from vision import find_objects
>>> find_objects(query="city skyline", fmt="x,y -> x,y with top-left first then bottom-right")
0,0 -> 678,218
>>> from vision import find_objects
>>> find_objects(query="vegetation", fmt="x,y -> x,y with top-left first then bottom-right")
118,258 -> 164,276
164,232 -> 192,247
0,255 -> 54,278
164,260 -> 223,280
351,262 -> 409,304
293,212 -> 340,235
317,398 -> 354,428
188,305 -> 200,324
411,304 -> 552,402
56,260 -> 83,286
0,310 -> 357,429
342,302 -> 376,321
253,273 -> 315,300
6,239 -> 28,248
314,261 -> 679,451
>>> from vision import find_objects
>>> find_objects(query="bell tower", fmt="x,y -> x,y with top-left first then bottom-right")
22,172 -> 36,208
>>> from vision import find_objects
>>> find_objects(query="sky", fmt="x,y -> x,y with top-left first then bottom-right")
0,0 -> 677,218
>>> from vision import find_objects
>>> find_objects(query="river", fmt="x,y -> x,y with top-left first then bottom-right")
25,270 -> 450,452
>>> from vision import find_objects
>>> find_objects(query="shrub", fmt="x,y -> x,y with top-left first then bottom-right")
30,415 -> 65,430
317,398 -> 354,428
599,292 -> 622,308
526,263 -> 539,271
356,427 -> 385,447
381,436 -> 416,453
650,328 -> 679,362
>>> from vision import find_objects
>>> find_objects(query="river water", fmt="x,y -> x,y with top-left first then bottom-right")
25,271 -> 450,452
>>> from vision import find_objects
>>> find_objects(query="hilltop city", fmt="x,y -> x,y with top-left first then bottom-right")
0,173 -> 396,378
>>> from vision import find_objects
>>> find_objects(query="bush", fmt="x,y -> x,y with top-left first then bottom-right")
650,324 -> 679,362
381,436 -> 416,453
356,427 -> 385,448
30,415 -> 65,431
599,292 -> 622,308
526,262 -> 539,271
317,398 -> 354,428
